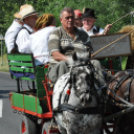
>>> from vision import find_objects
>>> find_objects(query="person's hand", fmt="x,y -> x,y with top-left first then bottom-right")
67,56 -> 74,65
103,24 -> 112,35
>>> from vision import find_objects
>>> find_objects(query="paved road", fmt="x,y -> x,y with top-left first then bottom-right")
0,71 -> 28,134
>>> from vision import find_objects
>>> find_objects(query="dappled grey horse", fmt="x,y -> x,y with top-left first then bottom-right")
52,53 -> 102,134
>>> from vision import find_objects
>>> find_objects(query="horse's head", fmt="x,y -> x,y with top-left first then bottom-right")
68,52 -> 95,106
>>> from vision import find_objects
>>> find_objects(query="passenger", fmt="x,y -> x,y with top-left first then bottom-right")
15,4 -> 38,53
82,8 -> 112,37
30,13 -> 56,66
5,11 -> 24,53
48,7 -> 106,86
74,9 -> 83,28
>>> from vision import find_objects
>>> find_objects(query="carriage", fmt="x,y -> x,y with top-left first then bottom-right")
8,54 -> 60,134
7,32 -> 134,134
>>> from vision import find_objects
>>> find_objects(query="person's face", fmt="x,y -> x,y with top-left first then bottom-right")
25,14 -> 38,28
60,11 -> 74,29
82,17 -> 95,30
74,18 -> 82,27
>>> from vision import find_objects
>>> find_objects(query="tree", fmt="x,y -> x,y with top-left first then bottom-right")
1,0 -> 134,53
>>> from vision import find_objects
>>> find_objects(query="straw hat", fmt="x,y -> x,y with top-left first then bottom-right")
14,4 -> 37,20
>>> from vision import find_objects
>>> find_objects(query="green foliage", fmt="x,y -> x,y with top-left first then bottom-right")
1,0 -> 134,53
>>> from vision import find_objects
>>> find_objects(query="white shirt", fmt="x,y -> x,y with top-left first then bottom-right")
30,26 -> 56,66
82,25 -> 104,37
5,20 -> 22,53
16,24 -> 34,53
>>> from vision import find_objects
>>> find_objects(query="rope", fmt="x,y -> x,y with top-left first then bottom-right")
91,28 -> 134,57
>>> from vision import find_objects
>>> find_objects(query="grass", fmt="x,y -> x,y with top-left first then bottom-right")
0,54 -> 9,72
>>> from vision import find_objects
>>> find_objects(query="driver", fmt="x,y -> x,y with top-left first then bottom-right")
48,7 -> 106,86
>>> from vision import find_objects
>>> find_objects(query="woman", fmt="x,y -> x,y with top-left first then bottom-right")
30,13 -> 56,66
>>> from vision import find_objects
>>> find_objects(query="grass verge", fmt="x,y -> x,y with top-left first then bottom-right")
0,54 -> 9,72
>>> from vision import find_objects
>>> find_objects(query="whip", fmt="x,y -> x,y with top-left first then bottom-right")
103,11 -> 134,35
112,11 -> 134,25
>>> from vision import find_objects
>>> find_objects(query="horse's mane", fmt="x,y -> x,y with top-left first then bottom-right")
69,52 -> 90,66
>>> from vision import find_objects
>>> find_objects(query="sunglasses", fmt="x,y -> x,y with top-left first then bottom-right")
65,16 -> 74,20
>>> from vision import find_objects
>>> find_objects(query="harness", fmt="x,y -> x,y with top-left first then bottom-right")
108,70 -> 134,104
14,27 -> 32,53
53,62 -> 103,115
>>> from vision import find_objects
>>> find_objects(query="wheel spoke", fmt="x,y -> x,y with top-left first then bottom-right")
22,121 -> 26,134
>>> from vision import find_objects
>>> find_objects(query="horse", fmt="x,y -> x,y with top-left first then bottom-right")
107,69 -> 134,134
52,52 -> 103,134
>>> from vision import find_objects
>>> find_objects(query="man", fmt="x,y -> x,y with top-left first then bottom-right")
74,9 -> 83,28
15,4 -> 38,53
82,8 -> 112,37
48,7 -> 106,86
5,13 -> 24,53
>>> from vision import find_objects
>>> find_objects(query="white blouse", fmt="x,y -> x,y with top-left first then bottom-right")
30,26 -> 56,66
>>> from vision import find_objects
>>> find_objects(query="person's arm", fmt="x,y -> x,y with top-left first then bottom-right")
48,28 -> 74,64
5,20 -> 23,53
95,24 -> 112,36
52,51 -> 68,61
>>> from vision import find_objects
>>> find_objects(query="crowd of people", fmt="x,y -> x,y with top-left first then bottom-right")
5,4 -> 112,86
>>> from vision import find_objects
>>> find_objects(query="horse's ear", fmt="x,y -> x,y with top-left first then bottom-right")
72,52 -> 78,61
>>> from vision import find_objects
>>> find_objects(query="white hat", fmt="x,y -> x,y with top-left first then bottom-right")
14,4 -> 37,20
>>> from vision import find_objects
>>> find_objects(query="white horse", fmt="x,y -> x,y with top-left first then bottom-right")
52,53 -> 102,134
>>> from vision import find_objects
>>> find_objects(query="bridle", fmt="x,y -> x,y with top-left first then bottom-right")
69,62 -> 95,97
53,61 -> 103,115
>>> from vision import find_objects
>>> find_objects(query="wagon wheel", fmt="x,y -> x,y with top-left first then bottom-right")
20,115 -> 37,134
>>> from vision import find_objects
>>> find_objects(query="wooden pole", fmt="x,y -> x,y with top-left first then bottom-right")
1,40 -> 3,66
104,106 -> 134,122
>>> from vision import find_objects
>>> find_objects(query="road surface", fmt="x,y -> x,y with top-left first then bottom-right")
0,71 -> 28,134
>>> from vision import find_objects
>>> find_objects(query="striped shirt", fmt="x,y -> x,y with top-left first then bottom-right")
48,26 -> 91,63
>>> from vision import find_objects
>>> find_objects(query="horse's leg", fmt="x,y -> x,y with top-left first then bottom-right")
125,113 -> 134,134
114,116 -> 130,134
114,117 -> 124,134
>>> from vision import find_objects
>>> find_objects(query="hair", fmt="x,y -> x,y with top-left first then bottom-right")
60,7 -> 74,18
35,13 -> 54,30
